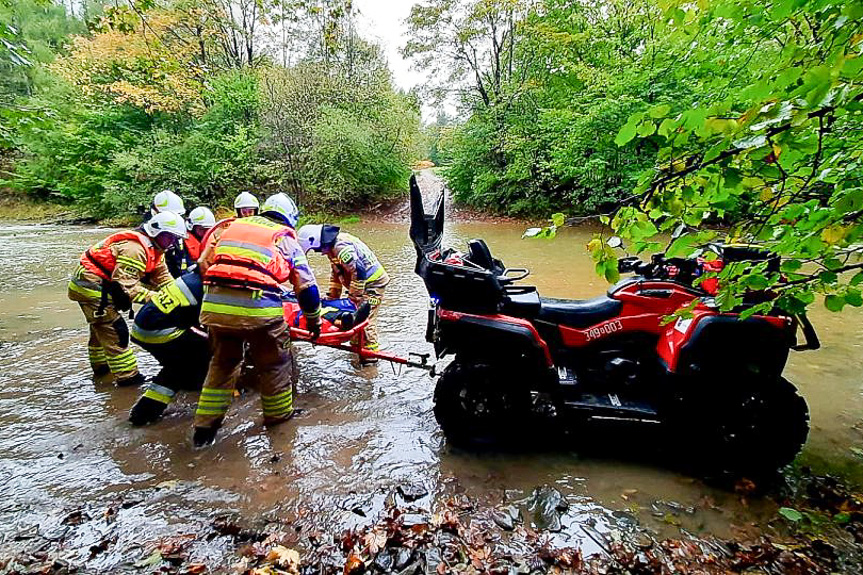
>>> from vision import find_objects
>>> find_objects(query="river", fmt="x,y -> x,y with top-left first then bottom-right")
0,217 -> 861,570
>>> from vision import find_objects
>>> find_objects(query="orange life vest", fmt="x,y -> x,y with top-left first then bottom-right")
186,234 -> 203,261
204,216 -> 296,292
80,230 -> 159,280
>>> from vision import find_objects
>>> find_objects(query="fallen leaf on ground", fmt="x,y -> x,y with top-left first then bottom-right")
265,545 -> 300,573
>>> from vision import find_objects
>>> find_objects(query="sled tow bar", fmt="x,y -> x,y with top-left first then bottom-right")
288,324 -> 435,374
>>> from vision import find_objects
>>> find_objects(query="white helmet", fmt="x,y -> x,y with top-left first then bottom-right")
297,224 -> 323,253
234,191 -> 260,210
261,193 -> 299,228
144,211 -> 188,239
151,190 -> 186,216
186,206 -> 216,231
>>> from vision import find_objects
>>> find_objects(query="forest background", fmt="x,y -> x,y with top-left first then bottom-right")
1,0 -> 862,312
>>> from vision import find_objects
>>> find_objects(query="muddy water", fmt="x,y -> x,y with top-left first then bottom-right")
0,221 -> 861,568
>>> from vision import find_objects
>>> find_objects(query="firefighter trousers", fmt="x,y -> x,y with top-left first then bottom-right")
351,285 -> 385,351
77,301 -> 138,384
135,329 -> 211,407
194,320 -> 298,429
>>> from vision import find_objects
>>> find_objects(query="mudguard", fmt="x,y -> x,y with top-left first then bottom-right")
436,309 -> 553,368
658,311 -> 793,378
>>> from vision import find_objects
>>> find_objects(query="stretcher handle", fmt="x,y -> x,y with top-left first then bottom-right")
289,318 -> 370,345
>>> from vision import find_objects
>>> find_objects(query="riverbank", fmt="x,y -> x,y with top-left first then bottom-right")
0,190 -> 81,222
2,467 -> 862,575
0,170 -> 540,228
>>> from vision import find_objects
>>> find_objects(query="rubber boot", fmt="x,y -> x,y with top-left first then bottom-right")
92,365 -> 114,386
115,372 -> 145,388
193,425 -> 220,448
129,396 -> 168,426
263,409 -> 296,428
93,364 -> 111,378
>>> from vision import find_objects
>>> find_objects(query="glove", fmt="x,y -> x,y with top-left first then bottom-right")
307,319 -> 321,341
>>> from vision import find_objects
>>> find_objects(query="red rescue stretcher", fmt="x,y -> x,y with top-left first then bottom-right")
281,300 -> 434,372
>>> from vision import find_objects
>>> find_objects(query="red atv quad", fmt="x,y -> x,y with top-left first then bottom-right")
409,177 -> 818,477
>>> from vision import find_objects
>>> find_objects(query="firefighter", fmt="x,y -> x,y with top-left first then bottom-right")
193,193 -> 322,447
68,212 -> 187,387
234,191 -> 260,218
185,207 -> 216,261
128,270 -> 208,426
150,190 -> 193,278
297,224 -> 390,357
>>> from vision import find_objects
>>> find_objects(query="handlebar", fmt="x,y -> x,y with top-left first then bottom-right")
618,254 -> 700,282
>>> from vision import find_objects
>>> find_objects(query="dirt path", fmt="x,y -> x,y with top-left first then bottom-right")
365,169 -> 523,224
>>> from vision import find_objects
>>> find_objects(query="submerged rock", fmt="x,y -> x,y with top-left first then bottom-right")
528,486 -> 568,532
491,508 -> 515,531
373,550 -> 394,572
393,547 -> 414,570
398,484 -> 429,503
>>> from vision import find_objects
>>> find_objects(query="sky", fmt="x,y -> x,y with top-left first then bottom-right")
352,0 -> 426,92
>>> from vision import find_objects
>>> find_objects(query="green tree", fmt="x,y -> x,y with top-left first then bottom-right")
607,0 -> 863,314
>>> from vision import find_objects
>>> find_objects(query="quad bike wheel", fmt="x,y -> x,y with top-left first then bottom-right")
433,359 -> 531,447
677,376 -> 810,478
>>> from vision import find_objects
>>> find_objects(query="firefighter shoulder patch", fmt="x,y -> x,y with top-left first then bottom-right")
338,248 -> 355,264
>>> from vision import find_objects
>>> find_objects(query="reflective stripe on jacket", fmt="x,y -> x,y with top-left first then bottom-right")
332,233 -> 386,283
201,216 -> 300,320
327,232 -> 389,300
80,230 -> 159,280
205,216 -> 295,292
132,272 -> 203,344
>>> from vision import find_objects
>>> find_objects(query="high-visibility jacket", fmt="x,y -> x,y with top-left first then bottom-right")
202,216 -> 305,321
132,271 -> 203,345
197,218 -> 235,274
80,230 -> 160,280
327,232 -> 389,300
205,216 -> 295,291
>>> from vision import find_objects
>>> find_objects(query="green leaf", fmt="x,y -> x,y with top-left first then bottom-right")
845,289 -> 863,307
825,294 -> 845,312
135,551 -> 163,568
658,117 -> 677,137
637,120 -> 656,137
551,213 -> 565,227
604,260 -> 620,283
841,56 -> 863,79
775,67 -> 803,89
666,234 -> 696,258
703,140 -> 729,162
835,512 -> 852,524
615,120 -> 638,146
769,0 -> 795,21
851,271 -> 863,286
781,259 -> 803,272
681,108 -> 708,130
649,104 -> 671,118
778,507 -> 803,522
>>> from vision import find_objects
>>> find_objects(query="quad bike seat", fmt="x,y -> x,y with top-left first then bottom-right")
465,238 -> 505,275
537,296 -> 623,329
